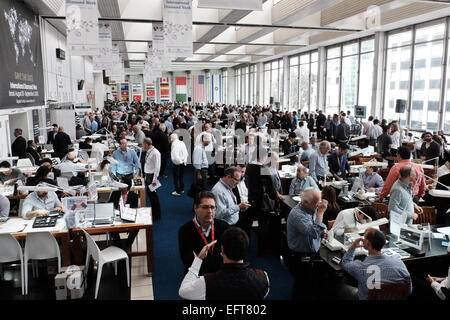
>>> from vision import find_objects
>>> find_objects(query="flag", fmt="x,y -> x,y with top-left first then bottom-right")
193,75 -> 205,103
175,77 -> 187,102
211,74 -> 222,103
160,77 -> 170,102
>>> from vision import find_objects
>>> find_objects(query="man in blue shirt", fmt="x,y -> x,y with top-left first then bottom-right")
308,141 -> 331,183
289,164 -> 319,195
22,187 -> 63,219
91,115 -> 99,132
287,188 -> 328,299
111,138 -> 140,180
211,167 -> 250,225
340,228 -> 412,300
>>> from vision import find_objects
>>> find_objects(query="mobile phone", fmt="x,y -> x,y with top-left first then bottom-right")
442,241 -> 449,247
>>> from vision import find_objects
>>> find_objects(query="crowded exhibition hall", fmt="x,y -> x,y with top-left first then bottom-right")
0,0 -> 450,305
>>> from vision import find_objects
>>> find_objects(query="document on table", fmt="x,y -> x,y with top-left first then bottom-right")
148,180 -> 161,192
436,226 -> 450,236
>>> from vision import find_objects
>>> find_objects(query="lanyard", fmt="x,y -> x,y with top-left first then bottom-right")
337,155 -> 342,169
193,218 -> 215,253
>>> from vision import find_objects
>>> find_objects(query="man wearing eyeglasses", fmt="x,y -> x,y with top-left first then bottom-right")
211,166 -> 251,226
178,191 -> 229,275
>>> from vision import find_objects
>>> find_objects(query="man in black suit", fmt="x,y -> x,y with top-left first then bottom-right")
110,178 -> 140,251
47,124 -> 59,144
420,132 -> 441,161
11,128 -> 27,159
316,110 -> 327,140
53,126 -> 72,159
26,140 -> 41,165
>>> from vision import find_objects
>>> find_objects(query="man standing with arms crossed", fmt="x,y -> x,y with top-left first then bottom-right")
142,138 -> 161,220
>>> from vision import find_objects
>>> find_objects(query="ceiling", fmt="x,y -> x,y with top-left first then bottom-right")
24,0 -> 450,73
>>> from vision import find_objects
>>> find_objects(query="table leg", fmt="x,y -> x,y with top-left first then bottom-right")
139,189 -> 146,207
72,231 -> 84,266
145,226 -> 154,274
60,233 -> 72,266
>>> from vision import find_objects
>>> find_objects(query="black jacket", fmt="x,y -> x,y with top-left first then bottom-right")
178,219 -> 229,276
47,130 -> 58,144
53,132 -> 72,159
26,146 -> 41,165
204,263 -> 269,300
12,136 -> 27,159
151,129 -> 170,154
420,141 -> 441,161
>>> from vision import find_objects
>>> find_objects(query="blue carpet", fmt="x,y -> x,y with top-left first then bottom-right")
150,162 -> 293,300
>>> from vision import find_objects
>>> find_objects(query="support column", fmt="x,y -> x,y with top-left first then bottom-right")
318,46 -> 326,112
94,72 -> 104,111
373,31 -> 386,120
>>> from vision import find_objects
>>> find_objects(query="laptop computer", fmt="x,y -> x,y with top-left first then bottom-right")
92,202 -> 115,225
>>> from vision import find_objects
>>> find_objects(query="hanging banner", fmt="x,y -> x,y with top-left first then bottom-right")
93,23 -> 112,71
32,109 -> 40,142
211,73 -> 222,103
121,83 -> 129,101
163,0 -> 193,58
132,83 -> 142,102
145,83 -> 156,102
0,0 -> 44,109
152,23 -> 171,71
160,77 -> 170,102
198,0 -> 262,10
66,0 -> 99,56
175,77 -> 187,102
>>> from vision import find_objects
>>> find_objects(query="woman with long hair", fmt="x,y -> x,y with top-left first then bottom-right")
389,122 -> 400,157
321,186 -> 341,228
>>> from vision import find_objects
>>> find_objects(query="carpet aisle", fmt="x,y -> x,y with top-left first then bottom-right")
150,162 -> 293,300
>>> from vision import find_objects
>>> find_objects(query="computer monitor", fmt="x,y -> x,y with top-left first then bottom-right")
354,105 -> 366,118
399,226 -> 424,250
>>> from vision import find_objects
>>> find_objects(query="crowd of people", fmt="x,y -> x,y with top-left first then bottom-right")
3,100 -> 450,301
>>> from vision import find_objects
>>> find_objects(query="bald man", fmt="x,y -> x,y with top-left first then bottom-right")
286,188 -> 329,300
289,165 -> 319,195
287,188 -> 328,254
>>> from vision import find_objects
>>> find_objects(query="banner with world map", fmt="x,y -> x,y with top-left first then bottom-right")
0,0 -> 44,109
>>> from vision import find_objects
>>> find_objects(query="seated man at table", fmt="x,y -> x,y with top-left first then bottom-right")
26,140 -> 42,165
40,158 -> 61,180
360,164 -> 384,193
0,161 -> 25,185
21,185 -> 63,219
289,164 -> 318,195
328,143 -> 350,181
110,177 -> 139,251
331,206 -> 378,236
282,132 -> 299,158
298,141 -> 314,163
55,151 -> 86,177
178,191 -> 229,275
340,228 -> 412,300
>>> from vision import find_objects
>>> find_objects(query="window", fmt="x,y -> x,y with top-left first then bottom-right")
325,38 -> 374,118
410,23 -> 444,131
288,51 -> 318,112
326,46 -> 341,116
384,30 -> 412,126
263,59 -> 283,106
264,62 -> 271,106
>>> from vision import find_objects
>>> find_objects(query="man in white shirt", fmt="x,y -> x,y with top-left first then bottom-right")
142,138 -> 161,220
347,110 -> 355,125
55,151 -> 86,177
294,121 -> 310,144
170,133 -> 188,196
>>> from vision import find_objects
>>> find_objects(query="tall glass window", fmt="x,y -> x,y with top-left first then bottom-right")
289,56 -> 299,110
410,22 -> 445,131
326,46 -> 341,116
384,30 -> 412,126
299,53 -> 310,111
341,42 -> 358,111
358,39 -> 375,118
310,52 -> 319,111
